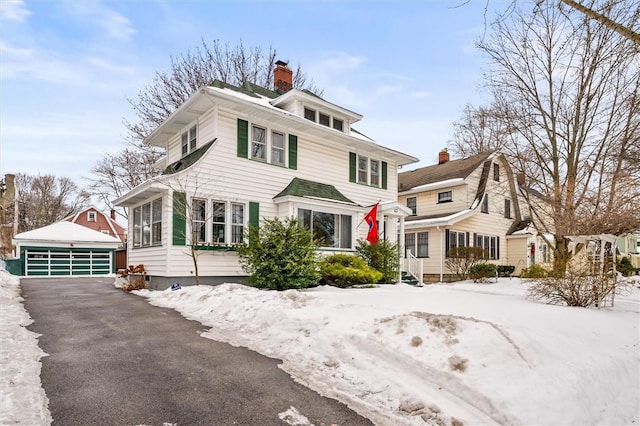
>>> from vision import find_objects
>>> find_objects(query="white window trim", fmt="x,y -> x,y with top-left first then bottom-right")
87,211 -> 97,222
183,199 -> 248,246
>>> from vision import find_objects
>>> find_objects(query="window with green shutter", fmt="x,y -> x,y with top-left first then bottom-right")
288,135 -> 297,170
237,119 -> 248,158
172,191 -> 187,245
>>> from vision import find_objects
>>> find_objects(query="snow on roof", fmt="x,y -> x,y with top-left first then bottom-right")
14,221 -> 121,244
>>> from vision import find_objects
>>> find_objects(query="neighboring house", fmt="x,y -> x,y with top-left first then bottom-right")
114,61 -> 418,289
398,149 -> 547,282
12,221 -> 121,276
63,206 -> 126,244
616,232 -> 640,268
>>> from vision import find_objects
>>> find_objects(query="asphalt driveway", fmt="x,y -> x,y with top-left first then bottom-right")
21,277 -> 372,426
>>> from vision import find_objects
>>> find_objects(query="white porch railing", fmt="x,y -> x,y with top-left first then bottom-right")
404,252 -> 423,285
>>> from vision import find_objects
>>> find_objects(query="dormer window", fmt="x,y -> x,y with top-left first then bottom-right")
303,106 -> 346,133
319,112 -> 330,127
304,107 -> 316,121
181,125 -> 197,156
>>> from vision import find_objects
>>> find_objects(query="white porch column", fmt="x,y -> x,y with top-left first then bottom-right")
399,216 -> 405,283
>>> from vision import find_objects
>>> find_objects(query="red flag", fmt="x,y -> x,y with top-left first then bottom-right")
364,203 -> 379,245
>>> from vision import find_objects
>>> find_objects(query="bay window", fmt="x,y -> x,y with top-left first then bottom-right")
298,208 -> 352,249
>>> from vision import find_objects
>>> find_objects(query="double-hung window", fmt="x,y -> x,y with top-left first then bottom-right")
474,233 -> 499,260
370,160 -> 380,187
212,201 -> 226,243
151,199 -> 162,245
358,155 -> 368,184
88,211 -> 97,222
192,198 -> 206,243
231,203 -> 244,244
406,197 -> 417,215
181,125 -> 197,156
481,194 -> 489,213
251,125 -> 266,160
504,199 -> 512,219
405,232 -> 428,257
271,131 -> 286,166
446,230 -> 468,257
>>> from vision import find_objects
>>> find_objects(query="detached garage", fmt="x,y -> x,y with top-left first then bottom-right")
13,221 -> 122,277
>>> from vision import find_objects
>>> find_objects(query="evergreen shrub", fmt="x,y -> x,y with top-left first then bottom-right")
238,217 -> 319,290
319,253 -> 383,288
355,239 -> 400,283
469,263 -> 497,282
520,264 -> 549,279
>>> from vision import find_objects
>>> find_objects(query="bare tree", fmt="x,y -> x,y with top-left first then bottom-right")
15,174 -> 91,232
447,99 -> 515,158
88,39 -> 321,213
476,0 -> 640,272
86,146 -> 163,219
124,38 -> 321,143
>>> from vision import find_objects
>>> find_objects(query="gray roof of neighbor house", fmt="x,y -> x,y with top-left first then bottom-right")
398,151 -> 493,192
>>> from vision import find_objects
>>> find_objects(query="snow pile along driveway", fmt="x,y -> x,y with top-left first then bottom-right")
0,268 -> 52,425
137,278 -> 640,426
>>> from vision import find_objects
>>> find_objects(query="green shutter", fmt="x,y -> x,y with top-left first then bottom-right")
381,161 -> 388,189
172,191 -> 187,245
349,152 -> 357,183
248,201 -> 260,245
237,119 -> 248,158
249,201 -> 260,228
288,134 -> 298,170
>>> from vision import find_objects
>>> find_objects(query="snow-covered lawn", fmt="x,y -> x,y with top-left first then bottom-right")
3,268 -> 639,425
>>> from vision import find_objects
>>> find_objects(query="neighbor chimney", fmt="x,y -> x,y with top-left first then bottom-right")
110,209 -> 116,220
438,148 -> 450,164
274,60 -> 293,94
517,172 -> 525,186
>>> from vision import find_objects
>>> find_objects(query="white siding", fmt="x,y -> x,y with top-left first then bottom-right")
131,105 -> 405,279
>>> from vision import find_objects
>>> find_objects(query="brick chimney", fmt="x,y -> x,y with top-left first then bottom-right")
274,60 -> 293,94
438,148 -> 450,164
110,209 -> 116,220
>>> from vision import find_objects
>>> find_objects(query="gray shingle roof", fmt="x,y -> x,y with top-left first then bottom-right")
398,151 -> 493,191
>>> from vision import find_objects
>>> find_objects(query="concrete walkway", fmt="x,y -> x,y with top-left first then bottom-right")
21,277 -> 372,426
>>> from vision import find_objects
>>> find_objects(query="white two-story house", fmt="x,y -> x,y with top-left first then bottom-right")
115,61 -> 418,289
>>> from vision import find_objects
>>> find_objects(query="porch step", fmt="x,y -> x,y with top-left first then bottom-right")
401,271 -> 421,286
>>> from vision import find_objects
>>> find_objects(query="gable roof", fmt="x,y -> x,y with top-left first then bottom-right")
274,178 -> 358,205
63,205 -> 126,238
398,151 -> 493,192
14,221 -> 121,245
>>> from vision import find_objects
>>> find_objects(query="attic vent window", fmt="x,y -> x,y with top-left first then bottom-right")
87,211 -> 97,222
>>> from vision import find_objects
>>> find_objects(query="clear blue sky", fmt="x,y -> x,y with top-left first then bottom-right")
0,0 -> 505,185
